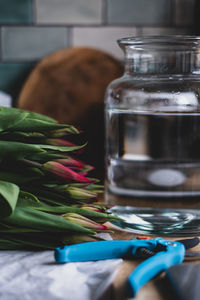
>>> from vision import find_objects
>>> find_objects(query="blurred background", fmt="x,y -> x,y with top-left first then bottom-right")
0,0 -> 198,179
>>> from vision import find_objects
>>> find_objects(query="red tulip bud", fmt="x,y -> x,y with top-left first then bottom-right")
55,157 -> 85,169
43,161 -> 90,183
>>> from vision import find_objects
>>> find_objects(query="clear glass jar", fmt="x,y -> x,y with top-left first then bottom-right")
105,36 -> 200,236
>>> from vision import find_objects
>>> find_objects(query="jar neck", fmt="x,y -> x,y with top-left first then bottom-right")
123,46 -> 200,76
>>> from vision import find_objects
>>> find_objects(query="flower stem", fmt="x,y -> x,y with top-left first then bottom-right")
19,159 -> 42,169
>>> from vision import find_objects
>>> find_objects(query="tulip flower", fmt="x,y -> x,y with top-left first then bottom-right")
0,107 -> 115,250
46,139 -> 77,147
67,187 -> 96,200
80,205 -> 102,212
43,161 -> 90,183
78,165 -> 95,176
55,157 -> 85,169
50,127 -> 79,137
46,139 -> 84,153
62,213 -> 108,230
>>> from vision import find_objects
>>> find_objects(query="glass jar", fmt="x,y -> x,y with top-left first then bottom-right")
105,36 -> 200,236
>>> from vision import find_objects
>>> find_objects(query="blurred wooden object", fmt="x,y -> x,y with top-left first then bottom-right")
18,47 -> 123,179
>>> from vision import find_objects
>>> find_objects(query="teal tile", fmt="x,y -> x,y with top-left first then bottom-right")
0,0 -> 32,24
107,0 -> 171,25
2,27 -> 69,60
0,63 -> 35,106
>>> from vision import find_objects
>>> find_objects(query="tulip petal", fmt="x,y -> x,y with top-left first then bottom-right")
56,157 -> 85,168
62,213 -> 108,230
43,161 -> 90,183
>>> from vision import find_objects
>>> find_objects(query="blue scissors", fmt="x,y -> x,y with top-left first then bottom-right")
54,237 -> 185,297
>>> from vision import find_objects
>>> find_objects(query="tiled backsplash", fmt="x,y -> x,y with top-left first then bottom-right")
0,0 -> 196,104
2,27 -> 69,60
36,0 -> 103,24
107,0 -> 172,25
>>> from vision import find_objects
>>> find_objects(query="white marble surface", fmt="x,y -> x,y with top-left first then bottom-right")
0,233 -> 122,300
0,249 -> 122,300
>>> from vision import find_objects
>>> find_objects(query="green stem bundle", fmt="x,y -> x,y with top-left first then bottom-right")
0,107 -> 117,250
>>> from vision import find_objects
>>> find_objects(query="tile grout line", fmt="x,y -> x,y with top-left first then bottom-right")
68,26 -> 73,47
0,23 -> 193,28
32,0 -> 37,25
102,0 -> 107,26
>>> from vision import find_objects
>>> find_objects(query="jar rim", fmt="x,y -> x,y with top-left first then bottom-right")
118,35 -> 200,46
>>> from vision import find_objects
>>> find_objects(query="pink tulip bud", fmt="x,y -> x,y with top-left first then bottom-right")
67,187 -> 96,199
46,139 -> 77,147
56,157 -> 85,169
80,205 -> 102,212
62,213 -> 108,230
50,127 -> 79,137
46,139 -> 84,153
43,161 -> 90,183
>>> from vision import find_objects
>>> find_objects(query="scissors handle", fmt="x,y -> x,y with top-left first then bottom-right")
55,240 -> 133,262
54,239 -> 157,263
127,241 -> 185,297
54,237 -> 185,298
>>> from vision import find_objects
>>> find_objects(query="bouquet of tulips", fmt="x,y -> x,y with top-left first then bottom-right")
0,106 -> 117,250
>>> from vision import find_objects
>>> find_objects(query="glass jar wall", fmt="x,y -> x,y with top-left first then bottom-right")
105,36 -> 200,235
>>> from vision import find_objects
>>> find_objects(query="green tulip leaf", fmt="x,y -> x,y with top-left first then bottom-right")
5,207 -> 95,234
0,171 -> 40,185
35,143 -> 86,152
24,110 -> 56,123
0,180 -> 20,218
0,107 -> 110,250
6,118 -> 70,132
0,141 -> 44,159
0,107 -> 28,132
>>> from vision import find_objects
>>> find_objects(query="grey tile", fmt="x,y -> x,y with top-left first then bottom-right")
72,26 -> 137,59
107,0 -> 171,25
0,0 -> 32,24
36,0 -> 102,24
1,27 -> 69,61
174,0 -> 195,26
141,27 -> 193,36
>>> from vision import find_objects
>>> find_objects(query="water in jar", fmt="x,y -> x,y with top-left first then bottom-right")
106,106 -> 200,234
